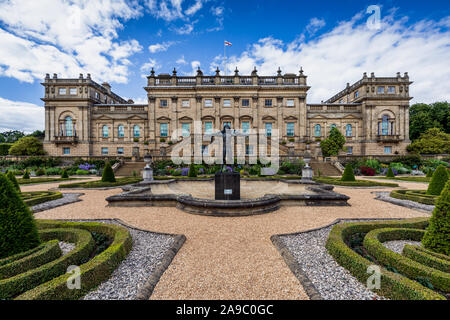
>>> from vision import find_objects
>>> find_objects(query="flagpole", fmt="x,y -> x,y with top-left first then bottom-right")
223,41 -> 226,76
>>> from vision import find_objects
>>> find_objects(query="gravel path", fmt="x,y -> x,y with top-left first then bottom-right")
34,180 -> 429,300
31,193 -> 84,213
58,241 -> 76,256
383,240 -> 422,254
278,220 -> 385,300
373,191 -> 435,212
81,220 -> 176,300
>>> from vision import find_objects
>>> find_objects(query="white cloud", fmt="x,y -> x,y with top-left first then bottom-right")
146,0 -> 184,21
306,17 -> 326,35
185,0 -> 206,16
148,41 -> 176,53
207,5 -> 225,32
172,20 -> 197,34
214,12 -> 450,103
190,60 -> 201,75
176,55 -> 188,65
140,58 -> 159,73
0,0 -> 143,84
0,97 -> 44,133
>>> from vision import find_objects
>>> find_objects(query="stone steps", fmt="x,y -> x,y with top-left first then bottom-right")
310,162 -> 341,177
115,162 -> 145,177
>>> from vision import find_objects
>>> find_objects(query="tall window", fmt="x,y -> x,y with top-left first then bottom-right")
133,125 -> 140,137
388,86 -> 396,94
377,86 -> 385,94
118,125 -> 124,138
182,123 -> 190,137
381,115 -> 389,135
160,123 -> 168,137
65,116 -> 73,137
59,88 -> 67,95
314,124 -> 321,137
354,91 -> 359,98
265,123 -> 272,136
242,121 -> 250,133
241,99 -> 250,107
286,123 -> 294,136
265,99 -> 272,107
345,124 -> 352,137
102,125 -> 109,137
205,121 -> 213,134
160,99 -> 168,107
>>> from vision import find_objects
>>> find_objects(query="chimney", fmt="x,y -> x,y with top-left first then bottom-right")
370,72 -> 375,78
102,82 -> 111,93
79,73 -> 83,79
53,73 -> 57,79
45,73 -> 50,80
87,73 -> 91,80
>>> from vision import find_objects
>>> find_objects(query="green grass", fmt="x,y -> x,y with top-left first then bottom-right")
17,177 -> 78,185
58,177 -> 142,188
367,176 -> 432,183
313,176 -> 399,187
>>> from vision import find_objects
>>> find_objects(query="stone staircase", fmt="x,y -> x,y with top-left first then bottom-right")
310,161 -> 342,177
114,161 -> 145,177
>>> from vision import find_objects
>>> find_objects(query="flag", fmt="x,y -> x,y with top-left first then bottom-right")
224,41 -> 232,46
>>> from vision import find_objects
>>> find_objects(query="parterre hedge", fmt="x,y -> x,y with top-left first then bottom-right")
363,228 -> 450,292
325,218 -> 445,300
58,177 -> 142,188
314,176 -> 399,187
403,245 -> 450,273
389,189 -> 438,205
21,191 -> 63,206
0,242 -> 49,267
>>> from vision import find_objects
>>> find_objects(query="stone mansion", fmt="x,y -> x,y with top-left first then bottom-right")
42,67 -> 412,158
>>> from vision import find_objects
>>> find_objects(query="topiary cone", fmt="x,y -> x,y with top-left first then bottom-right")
61,169 -> 69,179
101,161 -> 116,183
0,173 -> 40,259
22,170 -> 30,180
386,167 -> 395,178
427,165 -> 449,196
6,171 -> 20,193
422,180 -> 450,255
188,163 -> 197,177
341,164 -> 356,181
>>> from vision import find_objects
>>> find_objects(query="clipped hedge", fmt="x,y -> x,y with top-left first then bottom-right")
0,228 -> 94,299
341,164 -> 356,182
325,218 -> 445,300
363,228 -> 450,292
16,220 -> 132,300
0,242 -> 48,267
427,165 -> 449,196
403,245 -> 450,273
21,191 -> 63,206
314,176 -> 398,187
390,189 -> 438,206
0,240 -> 61,280
58,177 -> 142,189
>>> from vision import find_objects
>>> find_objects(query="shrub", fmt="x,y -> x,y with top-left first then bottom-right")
426,169 -> 434,178
61,169 -> 69,179
0,143 -> 12,156
341,164 -> 356,181
188,163 -> 197,177
75,169 -> 90,175
422,180 -> 450,255
6,171 -> 20,192
101,162 -> 116,183
360,166 -> 376,176
427,165 -> 449,196
386,167 -> 395,178
0,174 -> 40,259
35,168 -> 45,176
22,170 -> 30,180
407,128 -> 450,154
8,137 -> 46,156
45,167 -> 62,176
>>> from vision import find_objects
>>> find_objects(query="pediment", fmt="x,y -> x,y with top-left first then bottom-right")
157,116 -> 171,121
283,116 -> 298,121
179,116 -> 193,121
261,115 -> 276,121
127,115 -> 145,120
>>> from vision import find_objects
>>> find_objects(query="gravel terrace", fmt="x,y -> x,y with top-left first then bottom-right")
30,178 -> 430,300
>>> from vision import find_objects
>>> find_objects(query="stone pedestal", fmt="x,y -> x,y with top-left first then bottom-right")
215,172 -> 240,200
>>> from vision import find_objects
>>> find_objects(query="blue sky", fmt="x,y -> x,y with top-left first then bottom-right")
0,0 -> 449,132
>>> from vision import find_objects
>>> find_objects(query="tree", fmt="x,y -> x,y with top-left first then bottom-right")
427,165 -> 449,196
6,171 -> 20,193
28,130 -> 45,140
101,161 -> 116,183
406,128 -> 450,154
341,164 -> 356,181
8,137 -> 46,156
422,180 -> 450,255
0,130 -> 25,143
320,127 -> 346,157
0,173 -> 40,259
409,102 -> 449,141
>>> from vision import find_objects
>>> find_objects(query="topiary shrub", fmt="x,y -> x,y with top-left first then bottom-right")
6,171 -> 20,193
0,174 -> 40,259
61,169 -> 69,179
188,163 -> 197,177
386,167 -> 395,178
101,162 -> 116,183
35,168 -> 45,176
426,169 -> 434,178
341,164 -> 356,181
22,170 -> 30,180
422,180 -> 450,255
427,165 -> 449,196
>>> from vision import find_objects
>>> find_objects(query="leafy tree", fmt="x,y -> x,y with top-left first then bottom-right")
8,137 -> 46,156
407,128 -> 450,154
6,171 -> 20,192
422,180 -> 450,255
341,164 -> 356,181
101,162 -> 116,183
409,102 -> 449,141
0,143 -> 12,156
28,130 -> 45,140
427,165 -> 449,196
320,127 -> 346,157
0,130 -> 25,143
0,173 -> 40,259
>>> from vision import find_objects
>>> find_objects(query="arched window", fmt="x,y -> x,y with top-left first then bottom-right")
346,124 -> 352,137
65,116 -> 73,137
118,125 -> 124,138
314,124 -> 321,137
133,125 -> 140,137
381,115 -> 389,135
102,125 -> 109,137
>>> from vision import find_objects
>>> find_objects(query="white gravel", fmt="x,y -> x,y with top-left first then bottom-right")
81,219 -> 175,300
279,220 -> 386,300
58,241 -> 75,256
382,240 -> 422,254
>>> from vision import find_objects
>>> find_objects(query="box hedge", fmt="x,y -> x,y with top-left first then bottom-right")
390,189 -> 438,206
403,245 -> 450,273
341,164 -> 356,182
427,165 -> 449,196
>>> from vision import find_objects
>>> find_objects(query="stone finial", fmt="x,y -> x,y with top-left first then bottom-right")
196,66 -> 203,76
277,67 -> 282,76
397,72 -> 401,78
363,72 -> 367,78
251,66 -> 258,76
215,67 -> 220,76
87,73 -> 91,79
299,67 -> 304,76
371,72 -> 375,78
234,67 -> 239,76
79,73 -> 83,79
346,82 -> 350,88
53,73 -> 57,79
127,99 -> 134,104
172,68 -> 177,76
45,73 -> 50,79
150,68 -> 155,76
404,72 -> 409,78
